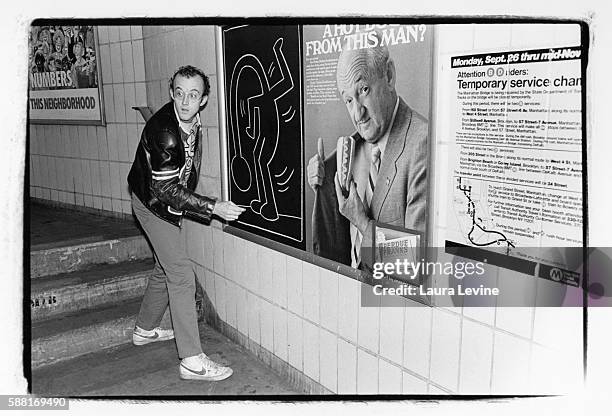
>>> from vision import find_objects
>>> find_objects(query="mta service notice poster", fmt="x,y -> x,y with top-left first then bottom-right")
445,46 -> 583,271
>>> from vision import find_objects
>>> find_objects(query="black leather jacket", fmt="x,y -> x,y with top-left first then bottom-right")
128,102 -> 216,227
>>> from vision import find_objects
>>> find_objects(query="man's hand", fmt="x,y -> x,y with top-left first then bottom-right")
334,174 -> 370,234
213,201 -> 245,221
307,138 -> 325,191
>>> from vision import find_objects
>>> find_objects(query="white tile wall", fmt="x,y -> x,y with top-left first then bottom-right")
428,384 -> 449,394
491,332 -> 531,394
225,280 -> 237,328
214,274 -> 226,322
459,319 -> 493,394
272,250 -> 287,308
429,309 -> 461,391
235,286 -> 249,335
121,41 -> 135,83
287,256 -> 304,315
495,307 -> 534,340
462,306 -> 495,326
319,328 -> 338,392
338,274 -> 359,343
358,287 -> 380,353
302,262 -> 320,324
229,235 -> 244,287
223,234 -> 236,283
357,349 -> 378,394
109,42 -> 122,84
273,305 -> 288,361
133,41 -> 146,82
532,307 -> 583,353
247,292 -> 261,344
319,269 -> 338,333
287,313 -> 303,371
337,338 -> 357,394
403,371 -> 428,394
98,26 -> 109,44
212,227 -> 225,276
260,299 -> 274,352
378,359 -> 402,394
303,320 -> 319,381
403,303 -> 432,377
379,306 -> 404,366
119,26 -> 131,42
258,246 -> 275,302
115,124 -> 128,162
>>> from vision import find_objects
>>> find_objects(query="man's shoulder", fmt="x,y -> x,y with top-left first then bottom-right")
397,98 -> 428,139
145,102 -> 179,136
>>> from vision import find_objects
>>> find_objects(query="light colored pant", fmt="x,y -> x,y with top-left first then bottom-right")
132,195 -> 202,359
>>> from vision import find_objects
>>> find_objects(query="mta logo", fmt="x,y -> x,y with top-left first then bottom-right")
550,268 -> 563,282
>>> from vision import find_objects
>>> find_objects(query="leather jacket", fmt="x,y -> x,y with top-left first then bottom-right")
128,102 -> 216,227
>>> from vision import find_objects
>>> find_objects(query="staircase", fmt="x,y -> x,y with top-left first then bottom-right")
28,202 -> 299,396
29,204 -> 158,368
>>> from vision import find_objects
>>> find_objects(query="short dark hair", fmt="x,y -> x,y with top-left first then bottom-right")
169,65 -> 210,97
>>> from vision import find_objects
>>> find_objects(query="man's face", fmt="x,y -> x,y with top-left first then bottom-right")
39,29 -> 50,43
170,74 -> 208,123
337,53 -> 396,143
74,43 -> 83,57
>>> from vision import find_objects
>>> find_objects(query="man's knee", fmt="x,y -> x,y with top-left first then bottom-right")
164,266 -> 196,291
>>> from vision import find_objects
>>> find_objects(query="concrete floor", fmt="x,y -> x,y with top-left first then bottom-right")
29,202 -> 142,250
32,320 -> 300,396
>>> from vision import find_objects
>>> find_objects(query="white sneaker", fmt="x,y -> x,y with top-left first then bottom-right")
179,353 -> 233,381
132,326 -> 175,346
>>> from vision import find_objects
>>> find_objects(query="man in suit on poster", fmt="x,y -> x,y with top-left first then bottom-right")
308,39 -> 428,269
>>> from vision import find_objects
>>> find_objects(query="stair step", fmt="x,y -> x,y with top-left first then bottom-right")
31,321 -> 299,396
30,259 -> 155,322
31,298 -> 172,368
30,235 -> 153,279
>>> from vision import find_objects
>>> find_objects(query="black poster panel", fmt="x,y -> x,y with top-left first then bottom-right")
222,25 -> 305,250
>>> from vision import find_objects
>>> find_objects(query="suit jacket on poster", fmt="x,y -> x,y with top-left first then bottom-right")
312,97 -> 428,266
128,102 -> 216,227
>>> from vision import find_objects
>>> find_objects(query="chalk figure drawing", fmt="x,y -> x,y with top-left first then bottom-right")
229,37 -> 295,221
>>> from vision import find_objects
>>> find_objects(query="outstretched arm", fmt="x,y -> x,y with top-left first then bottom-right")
149,130 -> 244,223
269,38 -> 294,99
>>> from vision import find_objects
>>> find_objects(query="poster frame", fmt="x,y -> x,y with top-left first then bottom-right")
28,25 -> 106,126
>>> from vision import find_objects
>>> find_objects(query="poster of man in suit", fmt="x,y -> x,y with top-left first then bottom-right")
302,24 -> 433,269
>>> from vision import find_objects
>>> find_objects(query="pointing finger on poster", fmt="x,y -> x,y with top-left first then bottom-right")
213,201 -> 246,222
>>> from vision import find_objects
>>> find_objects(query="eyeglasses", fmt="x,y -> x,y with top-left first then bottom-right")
174,89 -> 202,103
